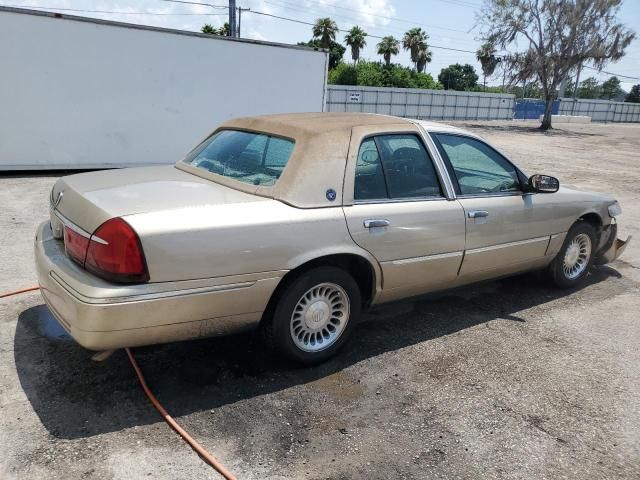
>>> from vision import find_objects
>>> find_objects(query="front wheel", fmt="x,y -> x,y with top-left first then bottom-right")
263,266 -> 361,364
547,222 -> 597,288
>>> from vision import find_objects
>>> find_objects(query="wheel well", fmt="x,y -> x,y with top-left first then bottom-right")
261,254 -> 376,325
578,212 -> 603,243
578,212 -> 602,229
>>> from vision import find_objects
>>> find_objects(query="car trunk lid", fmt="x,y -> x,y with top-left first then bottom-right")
51,165 -> 262,235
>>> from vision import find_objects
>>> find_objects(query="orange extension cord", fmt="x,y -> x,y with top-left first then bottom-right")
0,286 -> 41,299
1,286 -> 237,480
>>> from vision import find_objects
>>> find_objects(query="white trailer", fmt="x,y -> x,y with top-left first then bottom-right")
0,7 -> 328,170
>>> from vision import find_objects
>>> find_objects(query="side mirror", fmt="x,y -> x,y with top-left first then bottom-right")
528,174 -> 559,193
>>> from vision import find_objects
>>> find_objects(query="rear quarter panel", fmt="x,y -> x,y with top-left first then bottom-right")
125,200 -> 376,283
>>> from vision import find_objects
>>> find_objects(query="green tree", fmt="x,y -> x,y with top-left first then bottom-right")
354,62 -> 384,86
218,22 -> 230,36
600,76 -> 622,100
480,0 -> 635,130
328,61 -> 440,90
438,64 -> 479,91
312,17 -> 339,48
201,23 -> 230,36
376,36 -> 400,66
626,84 -> 640,103
577,77 -> 601,99
328,63 -> 358,85
416,47 -> 432,73
201,24 -> 217,35
298,39 -> 345,69
476,42 -> 500,90
344,26 -> 367,65
402,27 -> 429,71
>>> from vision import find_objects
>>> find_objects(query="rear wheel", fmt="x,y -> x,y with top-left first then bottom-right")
547,222 -> 597,288
263,266 -> 361,364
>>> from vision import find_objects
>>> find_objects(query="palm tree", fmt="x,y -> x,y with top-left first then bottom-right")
416,47 -> 432,73
201,23 -> 230,36
402,27 -> 428,71
476,43 -> 500,90
344,26 -> 367,65
201,24 -> 218,35
376,36 -> 400,66
312,17 -> 339,49
218,22 -> 231,36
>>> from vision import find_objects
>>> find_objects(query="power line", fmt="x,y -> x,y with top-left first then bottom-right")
582,65 -> 640,81
4,4 -> 227,15
265,0 -> 474,35
159,0 -> 228,9
7,1 -> 638,81
262,0 -> 479,49
432,0 -> 483,8
246,9 -> 479,54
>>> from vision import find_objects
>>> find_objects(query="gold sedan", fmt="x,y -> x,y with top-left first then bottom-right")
35,113 -> 630,363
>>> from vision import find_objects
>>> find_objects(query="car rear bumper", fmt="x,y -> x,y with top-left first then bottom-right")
34,221 -> 284,350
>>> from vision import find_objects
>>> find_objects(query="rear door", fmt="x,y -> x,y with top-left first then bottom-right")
342,125 -> 465,302
431,133 -> 552,278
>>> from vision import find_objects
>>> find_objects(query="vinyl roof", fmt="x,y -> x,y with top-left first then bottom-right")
224,112 -> 414,135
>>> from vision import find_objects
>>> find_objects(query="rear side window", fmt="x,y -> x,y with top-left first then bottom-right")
184,129 -> 294,186
354,138 -> 388,200
354,134 -> 442,201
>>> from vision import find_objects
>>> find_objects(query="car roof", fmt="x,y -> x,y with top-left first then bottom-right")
223,112 -> 414,135
222,112 -> 475,137
185,113 -> 484,209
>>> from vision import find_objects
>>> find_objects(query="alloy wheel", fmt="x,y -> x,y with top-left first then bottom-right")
290,282 -> 350,352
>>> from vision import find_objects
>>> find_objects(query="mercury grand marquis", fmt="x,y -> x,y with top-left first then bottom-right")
35,113 -> 629,363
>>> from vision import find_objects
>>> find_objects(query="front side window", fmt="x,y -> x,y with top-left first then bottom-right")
184,129 -> 295,186
354,134 -> 442,201
433,134 -> 520,195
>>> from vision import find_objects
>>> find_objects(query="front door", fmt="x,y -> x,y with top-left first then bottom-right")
431,133 -> 552,279
342,128 -> 466,302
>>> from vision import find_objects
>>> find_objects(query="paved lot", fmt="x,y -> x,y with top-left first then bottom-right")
1,121 -> 639,479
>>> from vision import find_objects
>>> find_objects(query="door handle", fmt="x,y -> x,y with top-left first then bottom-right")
467,210 -> 489,219
364,219 -> 390,228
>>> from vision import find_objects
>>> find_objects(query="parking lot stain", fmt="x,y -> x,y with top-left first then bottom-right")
31,304 -> 71,342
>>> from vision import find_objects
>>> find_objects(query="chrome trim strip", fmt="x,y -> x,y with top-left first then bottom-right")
353,196 -> 446,205
413,120 -> 457,200
91,235 -> 109,245
49,270 -> 258,304
465,236 -> 550,255
54,210 -> 92,239
458,192 -> 523,199
389,250 -> 463,265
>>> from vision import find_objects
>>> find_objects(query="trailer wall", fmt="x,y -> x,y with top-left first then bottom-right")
0,8 -> 328,169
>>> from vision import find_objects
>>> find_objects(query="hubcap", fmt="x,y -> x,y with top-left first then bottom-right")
290,282 -> 350,352
562,233 -> 592,280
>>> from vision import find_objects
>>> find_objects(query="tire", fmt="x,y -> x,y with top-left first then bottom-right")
262,266 -> 361,364
547,222 -> 597,288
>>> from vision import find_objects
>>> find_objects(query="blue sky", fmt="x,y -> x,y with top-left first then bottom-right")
5,0 -> 640,90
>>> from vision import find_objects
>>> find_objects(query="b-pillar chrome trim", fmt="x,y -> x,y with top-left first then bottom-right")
412,120 -> 457,200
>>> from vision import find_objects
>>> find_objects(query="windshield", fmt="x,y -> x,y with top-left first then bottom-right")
183,129 -> 295,186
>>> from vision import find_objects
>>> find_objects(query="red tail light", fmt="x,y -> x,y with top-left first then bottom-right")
84,218 -> 149,283
63,226 -> 90,264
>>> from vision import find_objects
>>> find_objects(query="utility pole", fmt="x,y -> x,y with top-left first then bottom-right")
237,7 -> 250,38
558,77 -> 568,98
573,64 -> 582,100
229,0 -> 237,37
572,64 -> 582,115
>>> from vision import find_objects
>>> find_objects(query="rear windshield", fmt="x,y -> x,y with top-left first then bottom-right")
184,129 -> 295,186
